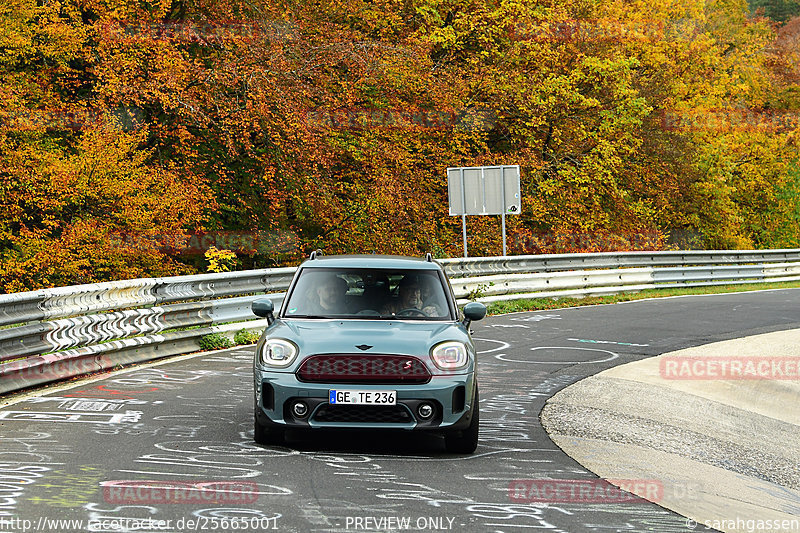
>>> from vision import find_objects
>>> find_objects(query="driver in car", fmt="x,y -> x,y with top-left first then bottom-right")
382,276 -> 438,317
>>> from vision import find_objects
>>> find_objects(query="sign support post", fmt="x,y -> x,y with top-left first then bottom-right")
460,167 -> 468,257
500,168 -> 507,256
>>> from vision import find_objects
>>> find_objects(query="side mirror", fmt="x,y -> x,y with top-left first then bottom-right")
462,302 -> 486,327
252,298 -> 275,325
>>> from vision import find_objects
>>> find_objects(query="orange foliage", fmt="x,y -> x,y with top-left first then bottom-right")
1,0 -> 799,292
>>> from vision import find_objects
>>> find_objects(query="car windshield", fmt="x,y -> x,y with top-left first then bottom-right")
282,267 -> 453,320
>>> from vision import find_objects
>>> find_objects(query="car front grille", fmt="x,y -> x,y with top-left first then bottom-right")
313,404 -> 414,424
297,354 -> 431,384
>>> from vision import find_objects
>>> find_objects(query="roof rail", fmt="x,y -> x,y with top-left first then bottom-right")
309,249 -> 323,260
425,253 -> 433,262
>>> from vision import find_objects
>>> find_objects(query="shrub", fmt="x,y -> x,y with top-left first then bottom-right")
199,333 -> 234,351
467,281 -> 494,300
234,328 -> 260,345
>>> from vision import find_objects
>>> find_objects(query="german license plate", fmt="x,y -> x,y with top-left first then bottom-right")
328,390 -> 396,405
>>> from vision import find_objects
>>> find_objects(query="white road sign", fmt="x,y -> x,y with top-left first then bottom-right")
447,165 -> 521,216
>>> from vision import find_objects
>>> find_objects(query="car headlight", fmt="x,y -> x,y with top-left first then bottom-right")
431,341 -> 469,370
259,339 -> 298,368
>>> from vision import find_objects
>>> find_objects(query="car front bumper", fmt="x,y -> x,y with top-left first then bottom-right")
255,370 -> 476,431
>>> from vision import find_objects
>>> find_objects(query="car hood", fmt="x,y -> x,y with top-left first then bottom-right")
267,319 -> 471,358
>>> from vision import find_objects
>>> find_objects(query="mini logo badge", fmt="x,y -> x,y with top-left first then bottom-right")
355,344 -> 373,351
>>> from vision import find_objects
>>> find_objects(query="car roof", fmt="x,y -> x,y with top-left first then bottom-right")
299,254 -> 443,271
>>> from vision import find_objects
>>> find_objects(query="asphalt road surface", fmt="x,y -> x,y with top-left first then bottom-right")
2,288 -> 799,533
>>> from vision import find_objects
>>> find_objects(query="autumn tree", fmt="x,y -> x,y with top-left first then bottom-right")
0,0 -> 211,293
2,0 -> 799,292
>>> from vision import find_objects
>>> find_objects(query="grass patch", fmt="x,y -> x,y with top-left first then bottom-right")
485,280 -> 800,315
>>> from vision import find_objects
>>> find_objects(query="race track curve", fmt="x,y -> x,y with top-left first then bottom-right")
2,288 -> 799,533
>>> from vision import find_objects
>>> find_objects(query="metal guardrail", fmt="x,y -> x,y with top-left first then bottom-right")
438,249 -> 800,277
448,262 -> 800,303
1,249 -> 799,395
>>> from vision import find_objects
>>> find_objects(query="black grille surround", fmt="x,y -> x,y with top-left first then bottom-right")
313,404 -> 414,424
296,354 -> 432,384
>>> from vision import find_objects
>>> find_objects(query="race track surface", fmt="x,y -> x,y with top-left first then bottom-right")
2,289 -> 799,533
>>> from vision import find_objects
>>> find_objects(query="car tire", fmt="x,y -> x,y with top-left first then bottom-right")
444,386 -> 479,454
254,402 -> 285,446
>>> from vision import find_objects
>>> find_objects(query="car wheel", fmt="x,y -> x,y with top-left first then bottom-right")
444,386 -> 479,454
254,402 -> 285,446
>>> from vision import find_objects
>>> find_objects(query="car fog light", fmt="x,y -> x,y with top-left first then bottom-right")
417,403 -> 434,420
292,401 -> 309,418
